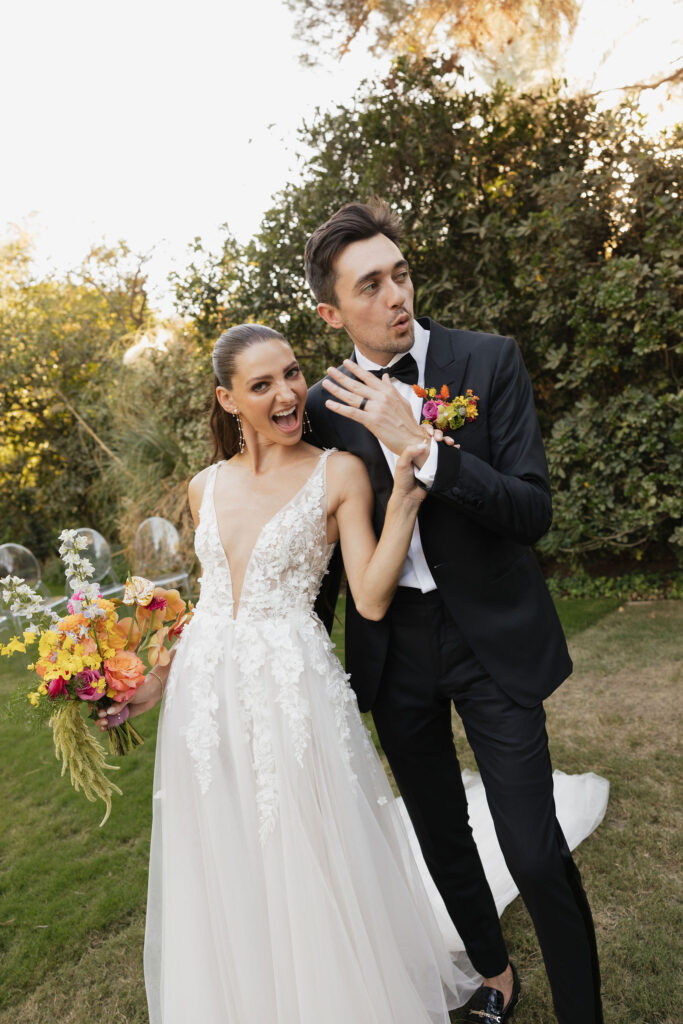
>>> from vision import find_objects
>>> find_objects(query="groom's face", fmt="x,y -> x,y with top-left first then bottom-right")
317,233 -> 415,365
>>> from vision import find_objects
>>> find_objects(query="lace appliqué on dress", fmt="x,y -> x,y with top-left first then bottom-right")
183,450 -> 361,842
178,462 -> 231,793
232,453 -> 333,842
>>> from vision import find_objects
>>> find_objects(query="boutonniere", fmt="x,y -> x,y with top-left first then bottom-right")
412,385 -> 480,431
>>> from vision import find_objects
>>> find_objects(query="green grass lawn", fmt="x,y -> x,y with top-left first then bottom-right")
0,597 -> 679,1023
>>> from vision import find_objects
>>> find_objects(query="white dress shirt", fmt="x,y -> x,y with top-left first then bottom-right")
354,320 -> 437,592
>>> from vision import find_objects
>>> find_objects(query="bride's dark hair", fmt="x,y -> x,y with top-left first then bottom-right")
210,323 -> 288,461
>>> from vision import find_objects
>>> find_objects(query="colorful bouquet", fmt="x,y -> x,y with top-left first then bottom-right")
0,530 -> 193,823
413,384 -> 479,432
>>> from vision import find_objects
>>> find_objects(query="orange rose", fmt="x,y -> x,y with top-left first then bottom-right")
103,650 -> 146,702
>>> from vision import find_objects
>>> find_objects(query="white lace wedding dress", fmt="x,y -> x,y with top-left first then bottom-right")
144,450 -> 608,1024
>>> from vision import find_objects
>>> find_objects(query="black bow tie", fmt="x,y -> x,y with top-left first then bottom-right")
368,352 -> 419,387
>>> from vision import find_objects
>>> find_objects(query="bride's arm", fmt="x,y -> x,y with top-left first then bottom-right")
330,444 -> 428,622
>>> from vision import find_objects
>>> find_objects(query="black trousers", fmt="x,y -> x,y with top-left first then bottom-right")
371,588 -> 603,1024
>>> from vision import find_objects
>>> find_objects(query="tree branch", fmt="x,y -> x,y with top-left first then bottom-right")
585,64 -> 683,99
54,387 -> 125,467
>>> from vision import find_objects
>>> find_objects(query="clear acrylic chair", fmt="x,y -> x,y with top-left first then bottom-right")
67,528 -> 124,600
0,592 -> 18,639
0,542 -> 68,622
133,517 -> 191,597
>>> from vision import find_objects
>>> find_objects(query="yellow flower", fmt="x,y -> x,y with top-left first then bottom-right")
435,407 -> 452,429
38,631 -> 59,657
1,636 -> 26,656
23,629 -> 38,646
37,682 -> 48,695
27,692 -> 40,707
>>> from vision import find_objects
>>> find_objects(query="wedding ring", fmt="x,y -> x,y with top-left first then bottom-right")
359,397 -> 368,411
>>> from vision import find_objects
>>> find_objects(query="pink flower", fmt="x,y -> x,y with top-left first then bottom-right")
422,400 -> 439,422
67,590 -> 85,614
148,596 -> 167,612
47,676 -> 68,699
75,669 -> 105,702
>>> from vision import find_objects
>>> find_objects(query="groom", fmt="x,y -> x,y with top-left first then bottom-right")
305,200 -> 603,1024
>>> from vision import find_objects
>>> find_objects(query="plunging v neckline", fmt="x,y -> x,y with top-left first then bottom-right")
210,453 -> 328,620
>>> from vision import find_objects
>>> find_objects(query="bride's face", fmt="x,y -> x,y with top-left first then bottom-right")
218,338 -> 308,448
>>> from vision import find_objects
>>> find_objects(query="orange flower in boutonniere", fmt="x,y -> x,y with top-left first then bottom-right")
413,385 -> 480,432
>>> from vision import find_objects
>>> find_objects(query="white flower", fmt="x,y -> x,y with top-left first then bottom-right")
59,532 -> 96,586
0,575 -> 50,625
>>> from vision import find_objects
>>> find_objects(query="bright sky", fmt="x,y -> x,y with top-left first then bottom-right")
1,0 -> 680,312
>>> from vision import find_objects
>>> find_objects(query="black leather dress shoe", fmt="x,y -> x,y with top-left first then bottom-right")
461,962 -> 520,1022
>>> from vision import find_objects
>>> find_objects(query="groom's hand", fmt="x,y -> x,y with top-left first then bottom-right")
323,361 -> 428,464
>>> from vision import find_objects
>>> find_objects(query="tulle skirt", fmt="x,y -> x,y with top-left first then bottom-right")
144,614 -> 481,1024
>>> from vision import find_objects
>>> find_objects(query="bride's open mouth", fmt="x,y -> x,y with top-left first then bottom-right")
271,405 -> 301,434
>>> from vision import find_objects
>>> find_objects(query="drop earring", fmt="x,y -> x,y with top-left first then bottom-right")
303,410 -> 312,434
233,412 -> 246,454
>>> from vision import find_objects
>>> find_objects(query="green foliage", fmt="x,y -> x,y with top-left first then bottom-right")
0,234 -> 151,560
98,330 -> 214,567
547,568 -> 683,601
172,60 -> 682,566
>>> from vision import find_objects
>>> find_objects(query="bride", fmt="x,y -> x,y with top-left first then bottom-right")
100,322 -> 482,1023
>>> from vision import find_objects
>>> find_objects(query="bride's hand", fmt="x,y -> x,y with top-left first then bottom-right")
392,441 -> 431,504
95,665 -> 170,732
421,422 -> 460,448
96,702 -> 131,731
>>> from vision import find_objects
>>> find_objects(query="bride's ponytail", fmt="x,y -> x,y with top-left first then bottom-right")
210,323 -> 287,462
209,379 -> 240,461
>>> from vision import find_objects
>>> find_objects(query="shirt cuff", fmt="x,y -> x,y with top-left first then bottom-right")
414,438 -> 438,489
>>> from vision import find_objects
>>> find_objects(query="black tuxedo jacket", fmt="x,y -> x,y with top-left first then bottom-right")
307,317 -> 572,712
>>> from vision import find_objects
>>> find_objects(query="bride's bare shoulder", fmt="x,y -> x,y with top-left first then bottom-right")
188,464 -> 217,525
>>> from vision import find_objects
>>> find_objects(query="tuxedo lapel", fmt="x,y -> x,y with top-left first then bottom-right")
421,317 -> 471,400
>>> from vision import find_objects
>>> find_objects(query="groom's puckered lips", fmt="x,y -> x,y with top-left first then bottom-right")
390,311 -> 411,328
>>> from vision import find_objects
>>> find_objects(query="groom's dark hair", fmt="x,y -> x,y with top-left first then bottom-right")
304,199 -> 404,306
